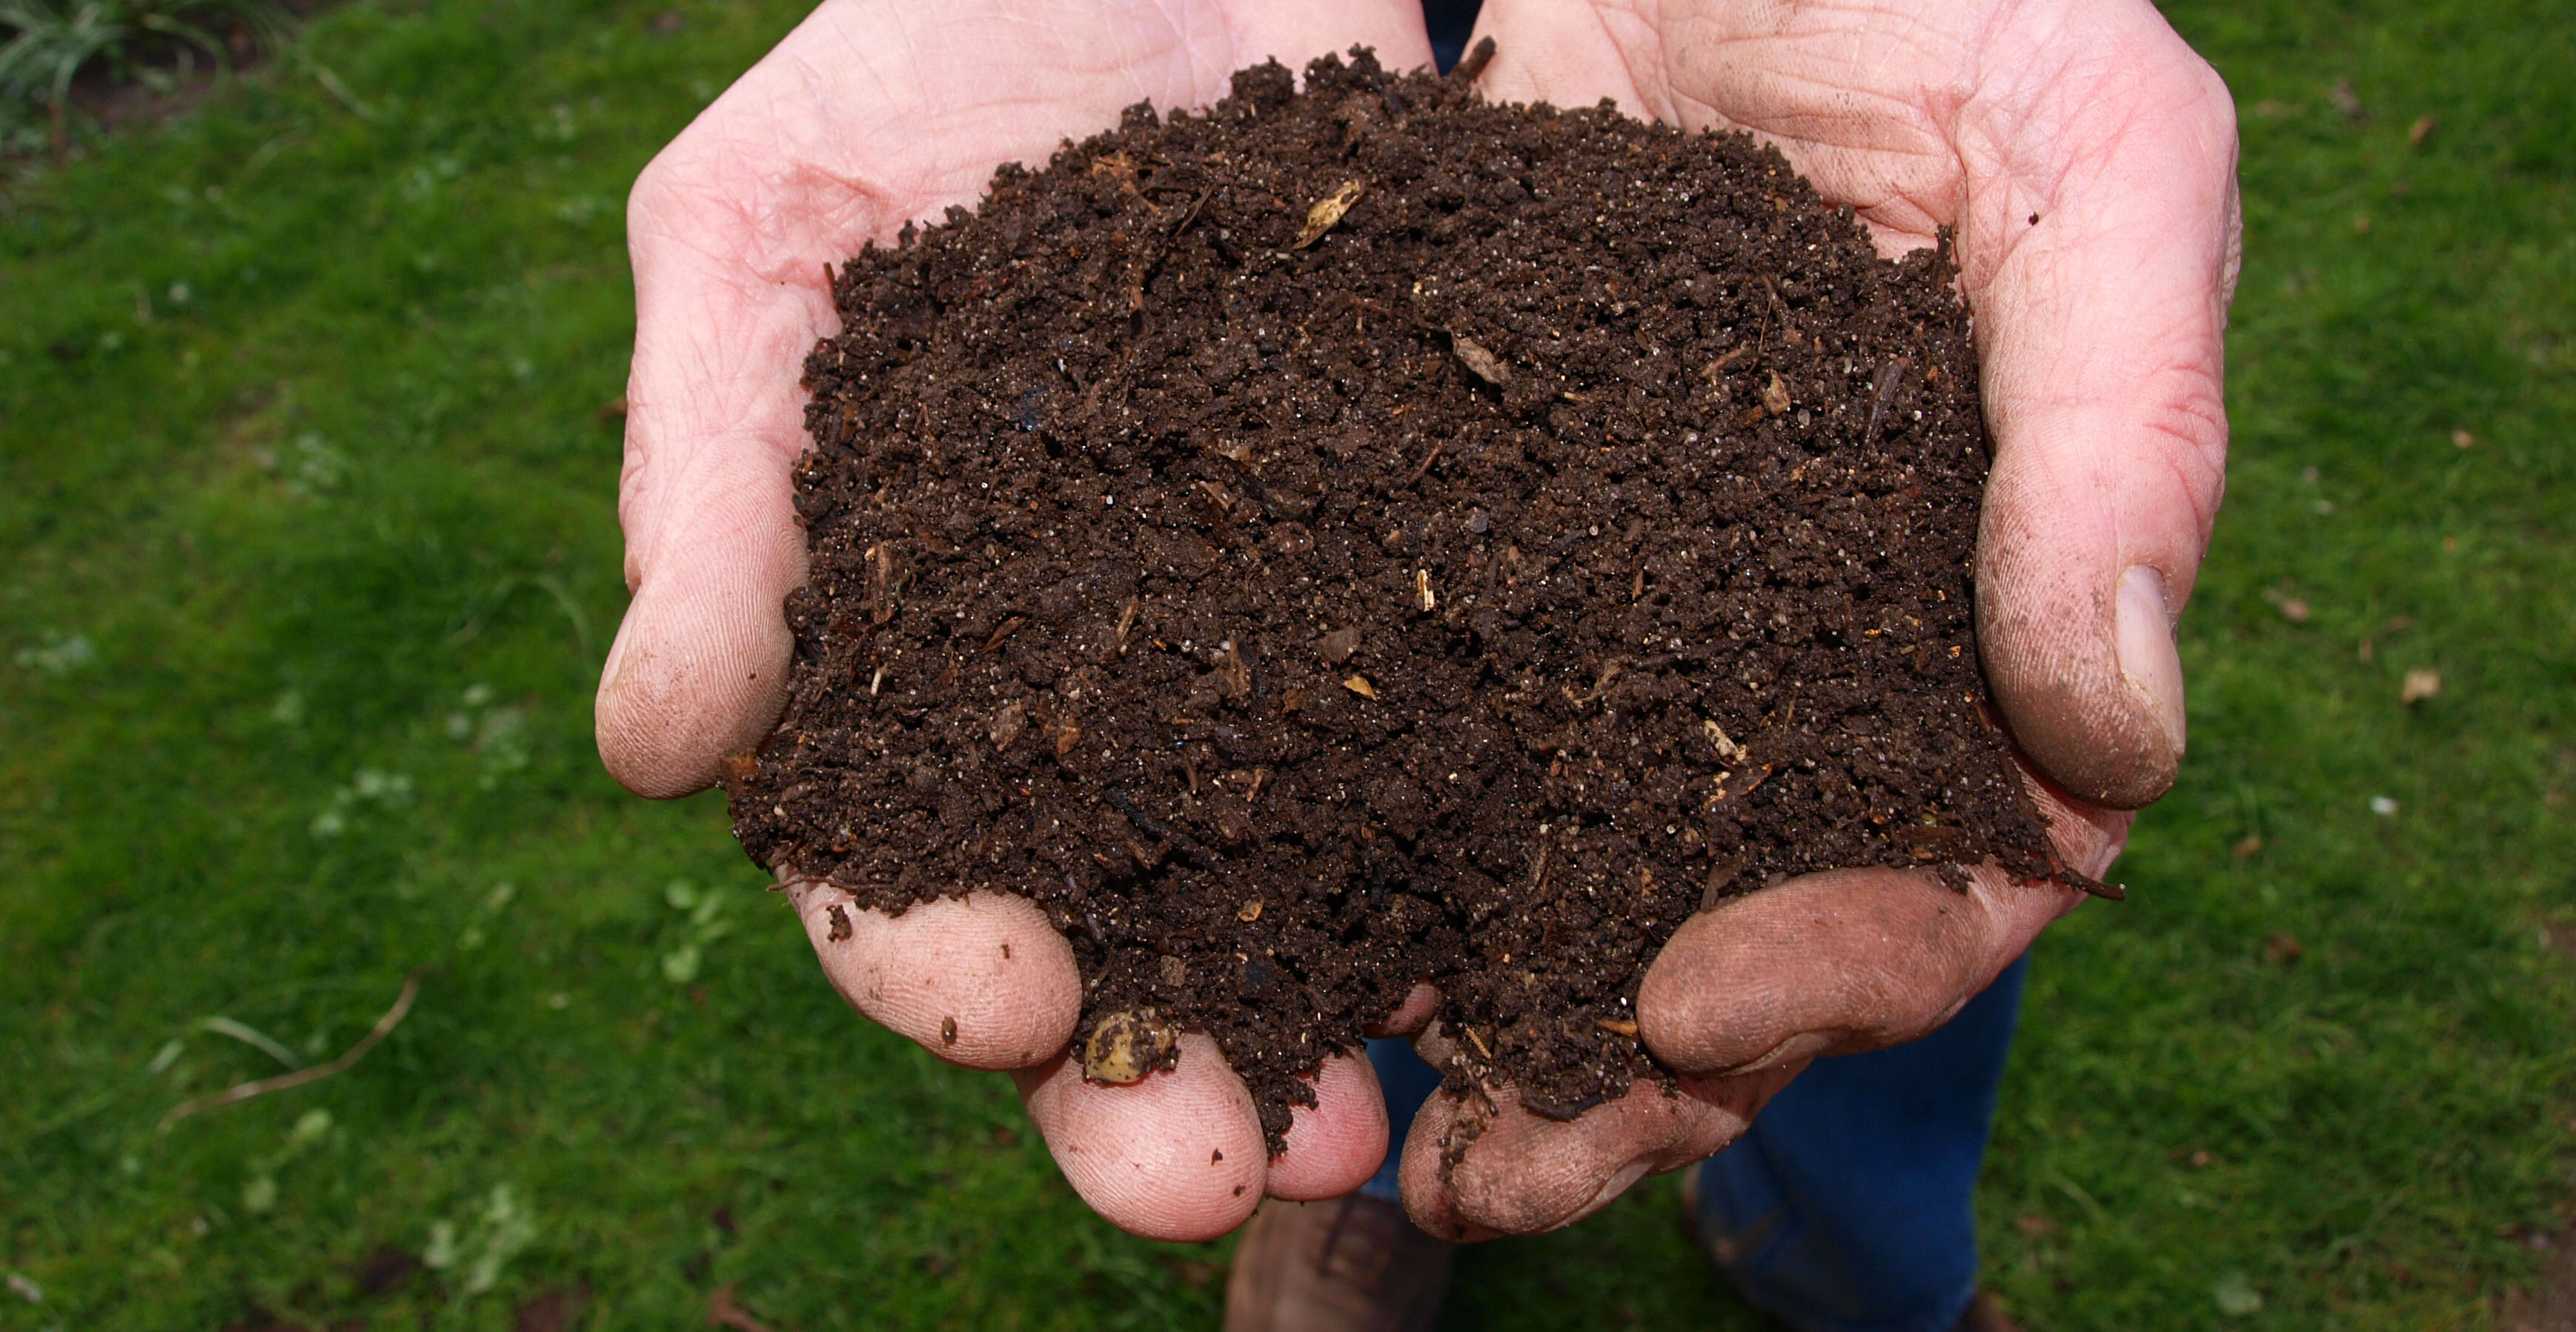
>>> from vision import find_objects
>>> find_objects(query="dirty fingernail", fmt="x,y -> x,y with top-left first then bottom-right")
2115,565 -> 2187,759
1719,1030 -> 1829,1076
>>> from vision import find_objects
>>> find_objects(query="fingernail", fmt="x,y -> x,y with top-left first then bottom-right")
2115,565 -> 2188,759
1719,1030 -> 1830,1076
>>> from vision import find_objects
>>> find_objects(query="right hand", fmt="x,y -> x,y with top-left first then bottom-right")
595,0 -> 1437,1241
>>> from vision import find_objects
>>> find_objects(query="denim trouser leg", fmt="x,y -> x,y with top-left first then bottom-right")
1360,954 -> 2028,1332
1358,1033 -> 1448,1205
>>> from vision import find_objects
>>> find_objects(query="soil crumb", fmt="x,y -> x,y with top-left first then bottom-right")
726,47 -> 2073,1150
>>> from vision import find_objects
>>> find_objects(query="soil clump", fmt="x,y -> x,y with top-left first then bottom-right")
726,46 -> 2079,1150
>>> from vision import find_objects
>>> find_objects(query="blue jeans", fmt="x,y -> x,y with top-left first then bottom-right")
1363,956 -> 2029,1332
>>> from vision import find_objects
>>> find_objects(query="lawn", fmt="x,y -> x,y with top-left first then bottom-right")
1,1 -> 2569,1328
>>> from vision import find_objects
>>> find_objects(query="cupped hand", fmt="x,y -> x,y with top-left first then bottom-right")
596,0 -> 1436,1241
1393,0 -> 2239,1239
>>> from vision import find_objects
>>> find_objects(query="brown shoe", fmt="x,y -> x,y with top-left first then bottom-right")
1224,1195 -> 1455,1332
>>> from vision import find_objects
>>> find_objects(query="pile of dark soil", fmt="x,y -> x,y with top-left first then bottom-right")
726,46 -> 2082,1150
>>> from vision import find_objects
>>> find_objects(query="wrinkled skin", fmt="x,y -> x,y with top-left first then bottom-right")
598,0 -> 2237,1242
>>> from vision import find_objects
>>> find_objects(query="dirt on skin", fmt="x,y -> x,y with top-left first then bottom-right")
725,45 -> 2083,1152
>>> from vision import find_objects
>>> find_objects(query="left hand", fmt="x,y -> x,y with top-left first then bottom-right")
1391,0 -> 2239,1239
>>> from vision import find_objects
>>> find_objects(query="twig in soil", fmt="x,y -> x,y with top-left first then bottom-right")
979,615 -> 1028,653
1104,787 -> 1225,870
1865,356 -> 1908,445
1403,439 -> 1445,484
1113,596 -> 1140,653
1449,36 -> 1498,84
157,973 -> 421,1138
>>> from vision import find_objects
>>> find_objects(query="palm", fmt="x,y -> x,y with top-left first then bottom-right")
1378,0 -> 2238,1239
602,0 -> 1437,1243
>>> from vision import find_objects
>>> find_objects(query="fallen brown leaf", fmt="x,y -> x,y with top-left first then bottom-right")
2279,597 -> 2312,624
2401,669 -> 2442,704
2234,834 -> 2263,860
2263,932 -> 2304,965
2409,115 -> 2438,147
708,1283 -> 776,1332
2451,427 -> 2474,448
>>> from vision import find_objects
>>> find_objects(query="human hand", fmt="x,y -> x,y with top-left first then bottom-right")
594,0 -> 1438,1242
1391,0 -> 2239,1239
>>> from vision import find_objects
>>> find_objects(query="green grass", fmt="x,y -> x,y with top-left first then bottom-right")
1,1 -> 2569,1328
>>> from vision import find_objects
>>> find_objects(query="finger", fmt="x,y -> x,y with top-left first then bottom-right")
1367,982 -> 1441,1037
1397,1068 -> 1799,1240
1261,1050 -> 1392,1202
1963,4 -> 2239,809
787,880 -> 1078,1070
1636,861 -> 2094,1079
1013,1034 -> 1269,1241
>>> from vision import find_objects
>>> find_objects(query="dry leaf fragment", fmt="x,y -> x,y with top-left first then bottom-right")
2451,427 -> 2474,448
1699,344 -> 1753,381
866,542 -> 897,624
1450,333 -> 1510,384
2401,668 -> 2442,703
1292,179 -> 1364,248
1415,568 -> 1438,612
2262,932 -> 2304,965
2408,114 -> 2437,147
2233,834 -> 2263,860
1318,625 -> 1361,664
1702,719 -> 1747,763
989,699 -> 1027,750
1761,371 -> 1792,416
1054,722 -> 1083,757
1596,1017 -> 1639,1038
2278,597 -> 2311,624
1236,899 -> 1264,922
1342,675 -> 1378,699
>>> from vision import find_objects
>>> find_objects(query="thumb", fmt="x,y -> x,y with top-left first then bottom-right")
1966,10 -> 2240,809
594,153 -> 831,799
595,424 -> 807,799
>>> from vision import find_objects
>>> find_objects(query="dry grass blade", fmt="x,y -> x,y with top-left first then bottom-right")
156,972 -> 419,1137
